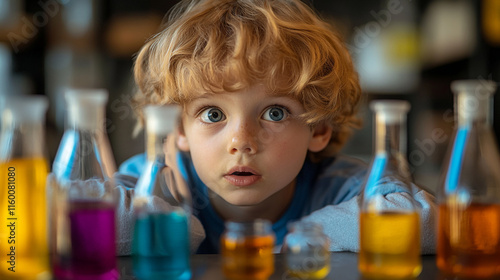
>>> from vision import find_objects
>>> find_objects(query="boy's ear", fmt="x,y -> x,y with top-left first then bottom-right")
176,127 -> 190,152
308,123 -> 333,152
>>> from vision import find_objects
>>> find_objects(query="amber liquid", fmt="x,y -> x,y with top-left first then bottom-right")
0,158 -> 50,279
437,203 -> 500,278
359,211 -> 421,279
221,235 -> 274,280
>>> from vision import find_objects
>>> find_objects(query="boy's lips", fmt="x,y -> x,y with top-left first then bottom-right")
224,166 -> 261,186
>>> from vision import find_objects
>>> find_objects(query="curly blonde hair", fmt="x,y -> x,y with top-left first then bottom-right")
133,0 -> 361,157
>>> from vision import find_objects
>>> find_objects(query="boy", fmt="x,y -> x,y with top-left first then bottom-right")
115,0 -> 436,254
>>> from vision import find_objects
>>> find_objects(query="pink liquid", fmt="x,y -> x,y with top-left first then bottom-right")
53,200 -> 118,280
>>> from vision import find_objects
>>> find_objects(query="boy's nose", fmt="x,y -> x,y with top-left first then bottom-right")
227,122 -> 258,155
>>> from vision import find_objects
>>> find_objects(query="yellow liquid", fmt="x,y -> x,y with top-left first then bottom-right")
359,211 -> 421,279
221,235 -> 274,280
287,265 -> 330,279
0,158 -> 50,279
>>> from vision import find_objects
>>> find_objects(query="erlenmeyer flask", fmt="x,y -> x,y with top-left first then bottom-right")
132,105 -> 192,280
48,89 -> 118,280
358,100 -> 421,279
0,96 -> 51,280
437,80 -> 500,278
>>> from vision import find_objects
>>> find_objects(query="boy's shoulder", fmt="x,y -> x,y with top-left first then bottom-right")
304,154 -> 368,209
316,154 -> 368,179
118,153 -> 147,178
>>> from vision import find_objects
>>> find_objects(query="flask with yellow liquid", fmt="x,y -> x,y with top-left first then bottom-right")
0,96 -> 51,280
358,100 -> 421,279
437,80 -> 500,278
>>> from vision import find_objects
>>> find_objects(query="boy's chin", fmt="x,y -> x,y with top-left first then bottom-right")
225,197 -> 265,207
219,193 -> 268,207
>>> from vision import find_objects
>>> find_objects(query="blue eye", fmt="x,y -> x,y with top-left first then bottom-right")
200,108 -> 225,123
263,106 -> 287,121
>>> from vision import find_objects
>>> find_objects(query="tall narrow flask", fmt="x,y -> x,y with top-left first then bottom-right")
48,89 -> 118,280
437,80 -> 500,278
0,96 -> 50,280
358,100 -> 421,279
132,105 -> 192,280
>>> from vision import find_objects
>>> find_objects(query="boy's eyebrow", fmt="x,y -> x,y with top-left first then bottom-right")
188,94 -> 213,103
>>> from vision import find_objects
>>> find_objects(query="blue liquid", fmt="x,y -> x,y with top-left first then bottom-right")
132,212 -> 191,280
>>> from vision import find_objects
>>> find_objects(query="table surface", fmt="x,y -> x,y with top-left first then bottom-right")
116,252 -> 447,280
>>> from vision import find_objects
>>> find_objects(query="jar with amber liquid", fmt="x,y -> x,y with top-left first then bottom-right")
221,219 -> 275,280
358,100 -> 421,279
437,80 -> 500,278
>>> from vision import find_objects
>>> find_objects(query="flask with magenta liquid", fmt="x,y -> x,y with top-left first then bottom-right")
131,105 -> 192,280
0,96 -> 51,280
358,100 -> 421,279
437,80 -> 500,278
48,89 -> 118,280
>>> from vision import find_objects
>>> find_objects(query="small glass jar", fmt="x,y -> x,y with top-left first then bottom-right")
282,221 -> 330,279
221,219 -> 275,280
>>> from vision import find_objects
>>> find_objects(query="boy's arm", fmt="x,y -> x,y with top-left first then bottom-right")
113,173 -> 206,256
300,184 -> 437,254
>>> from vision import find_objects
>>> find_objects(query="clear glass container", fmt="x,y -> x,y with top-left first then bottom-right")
437,80 -> 500,278
358,100 -> 421,279
131,105 -> 192,280
48,89 -> 118,280
221,219 -> 275,280
282,221 -> 330,279
0,96 -> 51,280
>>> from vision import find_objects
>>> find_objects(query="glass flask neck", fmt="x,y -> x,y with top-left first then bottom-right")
0,97 -> 47,159
374,112 -> 407,157
452,79 -> 497,128
455,91 -> 493,128
67,103 -> 105,132
143,105 -> 179,162
0,118 -> 45,159
145,130 -> 167,163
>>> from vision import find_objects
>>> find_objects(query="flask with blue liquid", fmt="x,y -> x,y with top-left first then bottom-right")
132,104 -> 192,280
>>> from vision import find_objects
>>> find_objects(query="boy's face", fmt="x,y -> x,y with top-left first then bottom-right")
177,84 -> 331,206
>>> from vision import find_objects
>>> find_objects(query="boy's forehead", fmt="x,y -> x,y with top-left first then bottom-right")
188,86 -> 292,102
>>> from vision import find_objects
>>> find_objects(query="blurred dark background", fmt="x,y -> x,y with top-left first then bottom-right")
0,0 -> 499,193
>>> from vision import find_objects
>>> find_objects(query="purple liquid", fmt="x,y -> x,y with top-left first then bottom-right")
54,200 -> 118,280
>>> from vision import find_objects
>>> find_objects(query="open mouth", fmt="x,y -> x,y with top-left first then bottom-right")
225,167 -> 261,186
231,171 -> 254,176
